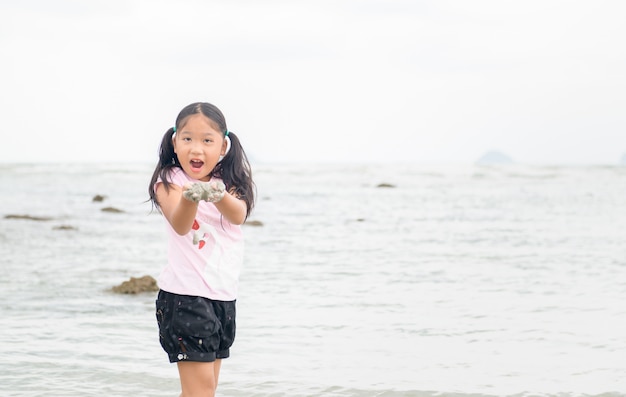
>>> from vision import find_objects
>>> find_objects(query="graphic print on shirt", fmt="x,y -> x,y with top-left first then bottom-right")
191,219 -> 220,250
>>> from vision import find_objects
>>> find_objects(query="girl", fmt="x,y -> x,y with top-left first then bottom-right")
148,102 -> 255,397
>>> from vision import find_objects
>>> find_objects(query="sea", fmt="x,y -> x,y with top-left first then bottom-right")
0,162 -> 625,397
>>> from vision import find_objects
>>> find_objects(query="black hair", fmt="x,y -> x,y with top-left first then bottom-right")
148,102 -> 256,219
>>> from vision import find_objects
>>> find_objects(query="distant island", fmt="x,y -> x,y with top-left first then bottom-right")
621,153 -> 626,165
475,150 -> 514,165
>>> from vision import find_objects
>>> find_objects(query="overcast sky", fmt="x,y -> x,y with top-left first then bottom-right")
1,0 -> 625,165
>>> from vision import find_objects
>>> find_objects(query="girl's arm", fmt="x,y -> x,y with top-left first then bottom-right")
155,182 -> 199,235
214,190 -> 248,225
157,182 -> 249,231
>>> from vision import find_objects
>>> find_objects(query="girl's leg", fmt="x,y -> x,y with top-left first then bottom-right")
213,359 -> 222,386
177,361 -> 218,397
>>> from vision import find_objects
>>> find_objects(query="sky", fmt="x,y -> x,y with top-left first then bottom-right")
1,0 -> 625,165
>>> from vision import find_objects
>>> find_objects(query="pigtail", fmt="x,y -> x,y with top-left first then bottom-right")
212,131 -> 256,219
148,127 -> 178,209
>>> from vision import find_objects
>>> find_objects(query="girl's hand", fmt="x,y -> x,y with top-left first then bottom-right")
183,181 -> 226,203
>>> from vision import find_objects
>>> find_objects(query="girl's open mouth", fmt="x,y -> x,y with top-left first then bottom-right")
190,160 -> 204,171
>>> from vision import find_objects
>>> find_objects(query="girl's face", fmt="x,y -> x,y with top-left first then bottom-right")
173,114 -> 228,181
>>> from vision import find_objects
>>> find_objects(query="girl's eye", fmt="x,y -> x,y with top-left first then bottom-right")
204,139 -> 213,143
183,137 -> 192,142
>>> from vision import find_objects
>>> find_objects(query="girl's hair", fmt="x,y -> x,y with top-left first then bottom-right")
148,102 -> 256,219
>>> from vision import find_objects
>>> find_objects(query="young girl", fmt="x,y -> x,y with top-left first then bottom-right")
148,102 -> 255,397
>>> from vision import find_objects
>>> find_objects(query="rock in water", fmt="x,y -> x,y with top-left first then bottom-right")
101,206 -> 124,213
5,214 -> 53,221
111,275 -> 159,294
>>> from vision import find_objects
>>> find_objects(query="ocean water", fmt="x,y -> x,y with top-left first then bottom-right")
0,162 -> 625,397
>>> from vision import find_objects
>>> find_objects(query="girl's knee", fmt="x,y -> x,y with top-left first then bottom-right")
178,361 -> 217,397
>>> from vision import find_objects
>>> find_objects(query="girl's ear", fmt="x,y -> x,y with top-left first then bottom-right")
172,135 -> 177,153
219,136 -> 231,162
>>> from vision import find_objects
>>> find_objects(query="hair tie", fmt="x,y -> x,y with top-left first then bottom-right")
173,126 -> 177,133
224,130 -> 229,137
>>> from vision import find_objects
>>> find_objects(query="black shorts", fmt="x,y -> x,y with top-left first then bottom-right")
155,289 -> 236,363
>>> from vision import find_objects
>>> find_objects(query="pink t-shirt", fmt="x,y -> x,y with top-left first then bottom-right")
156,167 -> 244,301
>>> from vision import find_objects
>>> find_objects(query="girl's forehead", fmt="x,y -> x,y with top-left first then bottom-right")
179,114 -> 220,131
